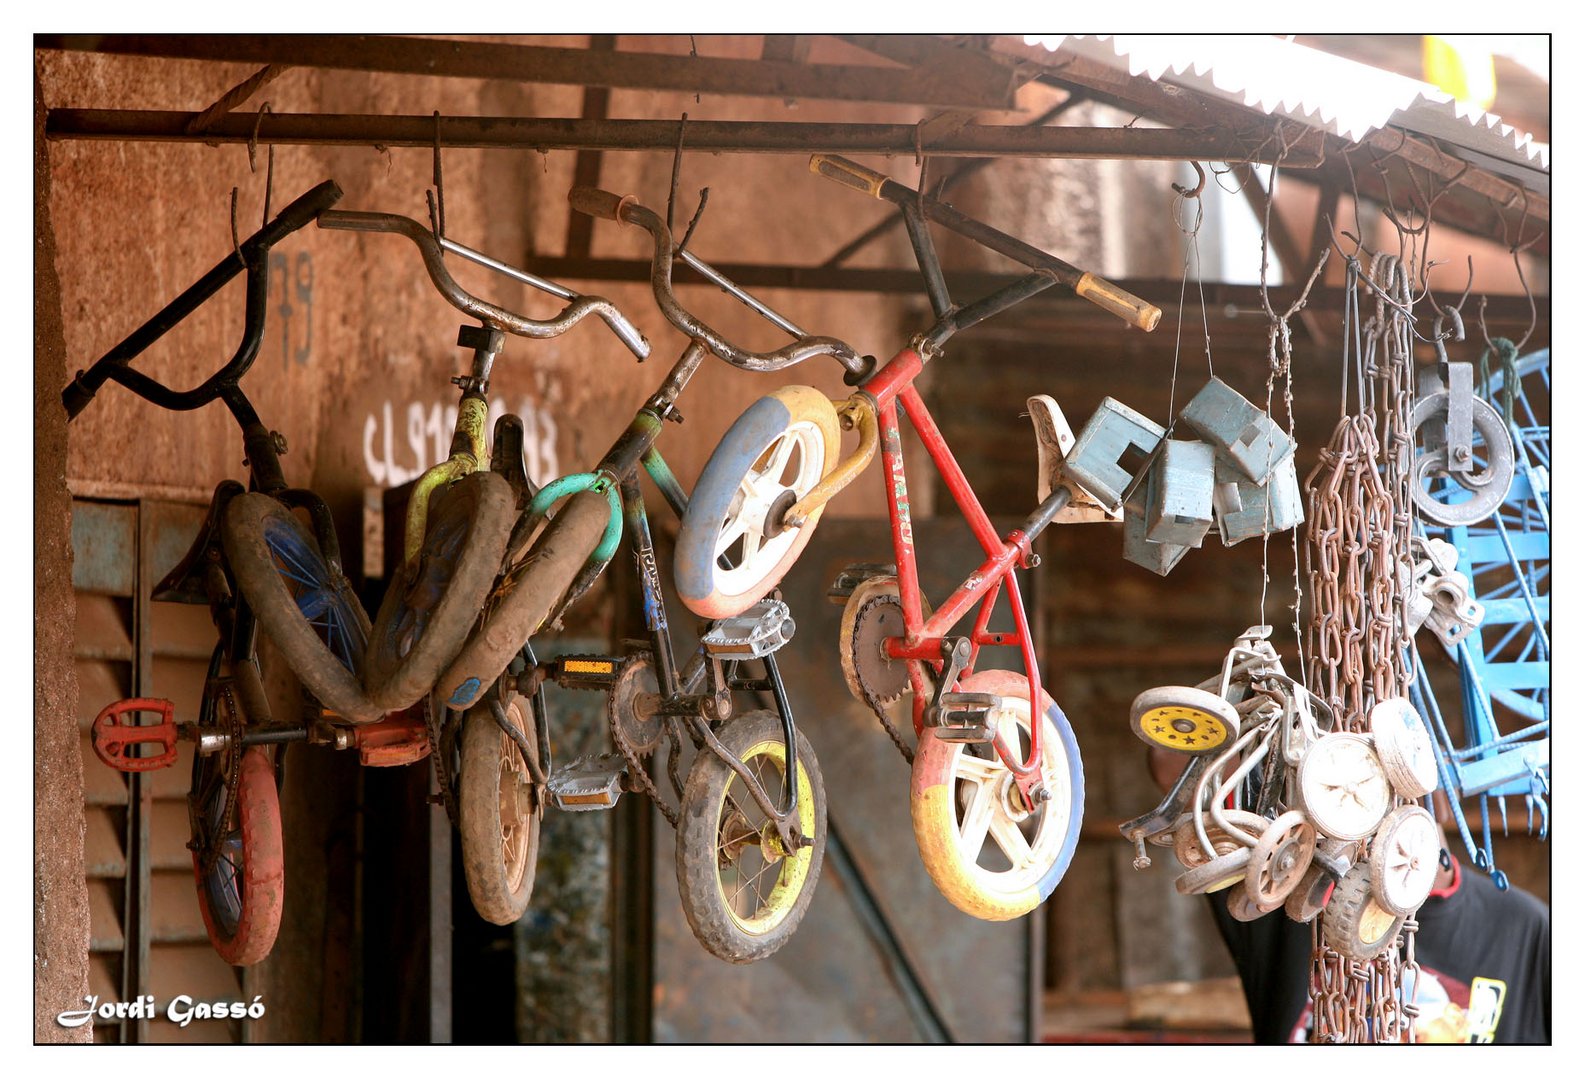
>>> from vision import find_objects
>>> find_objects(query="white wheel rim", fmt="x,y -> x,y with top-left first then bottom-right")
1378,809 -> 1439,911
945,698 -> 1071,897
1301,734 -> 1392,839
713,421 -> 824,595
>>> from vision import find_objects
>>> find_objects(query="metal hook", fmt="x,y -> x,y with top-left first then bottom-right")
429,110 -> 446,241
666,112 -> 690,237
1171,160 -> 1207,199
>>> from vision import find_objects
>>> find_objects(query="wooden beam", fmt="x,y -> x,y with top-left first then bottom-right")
563,36 -> 614,260
34,33 -> 1020,110
44,109 -> 1322,164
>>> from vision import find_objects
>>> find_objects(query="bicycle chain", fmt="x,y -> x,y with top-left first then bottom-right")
196,680 -> 245,878
425,696 -> 459,824
610,694 -> 679,829
849,592 -> 916,765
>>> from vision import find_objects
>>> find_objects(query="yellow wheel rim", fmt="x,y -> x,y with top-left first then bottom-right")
1138,705 -> 1230,752
712,739 -> 816,935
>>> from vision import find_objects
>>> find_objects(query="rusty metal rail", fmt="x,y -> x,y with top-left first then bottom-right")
44,109 -> 1318,164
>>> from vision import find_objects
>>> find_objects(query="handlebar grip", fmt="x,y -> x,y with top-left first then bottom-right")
808,155 -> 889,198
1075,273 -> 1162,333
62,376 -> 94,420
250,179 -> 343,252
568,186 -> 634,223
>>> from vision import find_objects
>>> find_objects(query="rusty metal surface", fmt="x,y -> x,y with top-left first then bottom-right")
652,518 -> 1036,1043
45,110 -> 1315,164
36,34 -> 1021,109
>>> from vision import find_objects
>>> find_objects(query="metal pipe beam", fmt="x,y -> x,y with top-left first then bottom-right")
34,33 -> 1021,110
515,254 -> 1547,321
44,109 -> 1319,163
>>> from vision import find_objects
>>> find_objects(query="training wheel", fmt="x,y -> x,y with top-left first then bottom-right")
1130,686 -> 1240,755
1244,810 -> 1316,906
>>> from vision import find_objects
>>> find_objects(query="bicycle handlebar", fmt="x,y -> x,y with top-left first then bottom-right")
63,179 -> 344,420
810,155 -> 1162,333
317,210 -> 650,360
567,186 -> 865,376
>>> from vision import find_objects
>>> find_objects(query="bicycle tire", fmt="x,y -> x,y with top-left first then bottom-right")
458,693 -> 542,925
191,743 -> 285,967
675,711 -> 826,964
223,492 -> 380,723
674,386 -> 840,619
365,471 -> 514,711
437,488 -> 610,711
910,669 -> 1084,921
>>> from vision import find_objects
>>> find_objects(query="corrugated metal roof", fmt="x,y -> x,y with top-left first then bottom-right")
1024,35 -> 1548,196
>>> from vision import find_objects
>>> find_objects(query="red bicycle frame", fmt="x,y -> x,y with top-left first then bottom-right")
864,345 -> 1047,793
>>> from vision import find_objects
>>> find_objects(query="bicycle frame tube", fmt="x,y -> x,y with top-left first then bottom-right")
867,346 -> 1047,780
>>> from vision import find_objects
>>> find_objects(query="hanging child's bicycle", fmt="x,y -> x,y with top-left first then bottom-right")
71,181 -> 377,965
398,185 -> 859,961
668,155 -> 1163,920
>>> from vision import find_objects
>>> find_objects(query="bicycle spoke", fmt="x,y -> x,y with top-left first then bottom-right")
988,813 -> 1035,872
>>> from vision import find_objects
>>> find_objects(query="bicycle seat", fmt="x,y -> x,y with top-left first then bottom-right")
151,480 -> 247,605
1026,395 -> 1121,524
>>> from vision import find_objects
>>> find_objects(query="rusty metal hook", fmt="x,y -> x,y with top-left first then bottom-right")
428,110 -> 446,241
1172,161 -> 1207,199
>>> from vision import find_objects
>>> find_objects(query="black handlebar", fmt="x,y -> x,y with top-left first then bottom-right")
568,186 -> 865,377
316,210 -> 650,360
62,179 -> 344,421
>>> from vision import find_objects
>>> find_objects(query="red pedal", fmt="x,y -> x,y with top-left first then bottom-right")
91,698 -> 179,772
352,705 -> 432,768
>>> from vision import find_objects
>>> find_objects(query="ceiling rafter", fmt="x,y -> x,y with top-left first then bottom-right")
35,33 -> 1021,110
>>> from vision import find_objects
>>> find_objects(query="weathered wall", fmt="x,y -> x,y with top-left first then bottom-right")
35,69 -> 92,1046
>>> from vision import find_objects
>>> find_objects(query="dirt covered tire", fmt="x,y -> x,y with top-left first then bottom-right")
458,693 -> 541,924
223,492 -> 379,723
676,711 -> 826,963
910,670 -> 1084,921
365,471 -> 514,712
1321,862 -> 1406,961
674,386 -> 840,620
437,488 -> 609,711
191,744 -> 284,967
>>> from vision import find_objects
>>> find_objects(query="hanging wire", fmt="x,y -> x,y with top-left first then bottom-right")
1166,161 -> 1211,424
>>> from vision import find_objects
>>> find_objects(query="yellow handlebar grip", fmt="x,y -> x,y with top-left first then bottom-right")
809,154 -> 888,198
1075,273 -> 1163,333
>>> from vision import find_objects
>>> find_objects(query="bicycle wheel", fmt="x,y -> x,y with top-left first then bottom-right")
458,693 -> 542,925
365,471 -> 514,712
674,386 -> 840,619
189,671 -> 284,966
676,711 -> 826,963
223,492 -> 379,723
437,488 -> 609,711
910,669 -> 1084,921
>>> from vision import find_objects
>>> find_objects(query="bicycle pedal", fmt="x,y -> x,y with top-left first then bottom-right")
546,753 -> 629,811
826,563 -> 898,604
91,698 -> 180,772
925,692 -> 1001,743
550,655 -> 624,690
702,599 -> 795,658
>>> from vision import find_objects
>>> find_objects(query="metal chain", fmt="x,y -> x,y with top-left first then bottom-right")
197,681 -> 247,878
610,697 -> 679,828
1302,249 -> 1418,1044
850,592 -> 918,765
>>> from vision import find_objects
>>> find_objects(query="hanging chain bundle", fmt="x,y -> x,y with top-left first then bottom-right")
1301,252 -> 1420,1043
